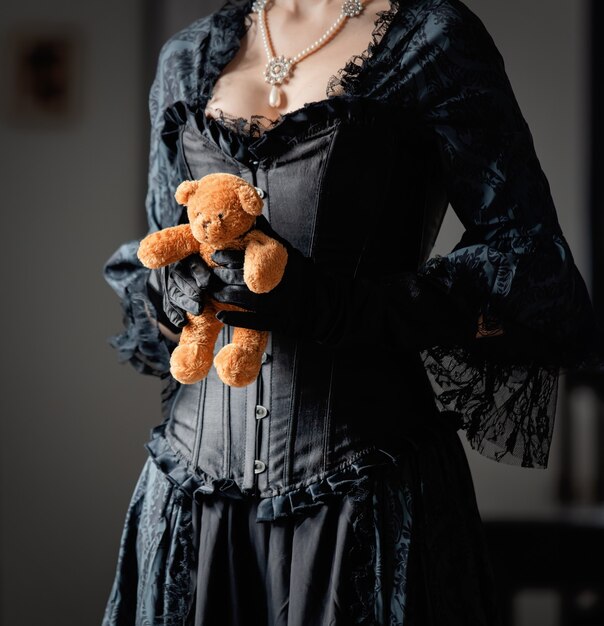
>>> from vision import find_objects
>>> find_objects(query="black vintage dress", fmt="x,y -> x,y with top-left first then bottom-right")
100,0 -> 602,625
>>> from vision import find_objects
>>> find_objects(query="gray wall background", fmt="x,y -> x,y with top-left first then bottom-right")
0,0 -> 591,624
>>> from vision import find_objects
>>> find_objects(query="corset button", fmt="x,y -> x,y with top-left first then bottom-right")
254,186 -> 265,199
255,404 -> 269,419
261,351 -> 270,364
254,459 -> 266,473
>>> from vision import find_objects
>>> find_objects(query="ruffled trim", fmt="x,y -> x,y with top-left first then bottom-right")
203,105 -> 282,140
418,226 -> 603,469
161,99 -> 189,163
325,0 -> 402,98
103,240 -> 176,377
255,449 -> 397,522
143,417 -> 402,523
144,419 -> 242,501
196,94 -> 423,164
419,233 -> 604,372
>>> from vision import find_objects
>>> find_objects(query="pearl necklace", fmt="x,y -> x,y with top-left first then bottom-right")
251,0 -> 366,108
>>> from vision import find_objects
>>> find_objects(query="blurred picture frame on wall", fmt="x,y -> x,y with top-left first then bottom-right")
6,25 -> 83,127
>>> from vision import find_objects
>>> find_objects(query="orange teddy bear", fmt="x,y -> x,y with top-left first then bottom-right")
137,172 -> 288,387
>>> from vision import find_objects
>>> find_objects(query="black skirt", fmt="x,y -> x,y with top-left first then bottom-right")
101,415 -> 502,625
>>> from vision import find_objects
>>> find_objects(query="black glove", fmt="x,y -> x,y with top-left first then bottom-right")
146,254 -> 216,334
208,214 -> 342,342
210,240 -> 342,343
208,215 -> 480,351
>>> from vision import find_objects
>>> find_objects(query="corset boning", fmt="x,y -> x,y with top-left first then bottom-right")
147,96 -> 449,500
159,323 -> 442,499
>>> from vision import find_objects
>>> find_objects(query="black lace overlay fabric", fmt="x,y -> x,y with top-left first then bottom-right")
102,0 -> 602,464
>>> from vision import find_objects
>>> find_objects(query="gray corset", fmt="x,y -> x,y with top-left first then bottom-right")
145,97 -> 450,505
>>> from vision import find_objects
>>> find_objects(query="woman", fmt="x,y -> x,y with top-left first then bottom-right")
101,0 -> 602,624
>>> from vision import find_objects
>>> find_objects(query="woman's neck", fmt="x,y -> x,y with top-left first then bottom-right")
271,0 -> 343,18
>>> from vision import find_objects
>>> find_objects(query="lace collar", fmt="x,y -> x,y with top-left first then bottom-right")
198,0 -> 407,139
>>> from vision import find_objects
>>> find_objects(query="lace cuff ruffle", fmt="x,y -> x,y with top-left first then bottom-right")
103,240 -> 176,377
416,219 -> 602,469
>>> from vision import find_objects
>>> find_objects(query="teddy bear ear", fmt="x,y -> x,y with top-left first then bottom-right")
236,184 -> 263,216
174,180 -> 199,205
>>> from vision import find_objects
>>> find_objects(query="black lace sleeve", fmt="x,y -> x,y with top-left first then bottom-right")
102,20 -> 210,376
396,0 -> 603,467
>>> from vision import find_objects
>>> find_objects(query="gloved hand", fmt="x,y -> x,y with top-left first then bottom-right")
207,214 -> 343,343
209,215 -> 480,351
145,254 -> 216,334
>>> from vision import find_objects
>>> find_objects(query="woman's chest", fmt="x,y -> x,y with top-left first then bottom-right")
204,0 -> 392,124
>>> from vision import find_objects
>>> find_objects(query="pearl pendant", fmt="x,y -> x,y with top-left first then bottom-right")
269,84 -> 281,108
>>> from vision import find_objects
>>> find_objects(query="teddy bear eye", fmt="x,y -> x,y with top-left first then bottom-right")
218,213 -> 224,219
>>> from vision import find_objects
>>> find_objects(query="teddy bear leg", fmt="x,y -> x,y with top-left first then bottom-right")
214,327 -> 269,388
170,306 -> 222,384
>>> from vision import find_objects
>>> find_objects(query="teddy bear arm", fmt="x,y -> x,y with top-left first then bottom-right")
242,230 -> 289,294
137,224 -> 199,269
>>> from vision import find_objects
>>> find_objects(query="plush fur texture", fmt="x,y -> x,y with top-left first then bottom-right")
137,172 -> 288,387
